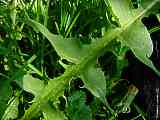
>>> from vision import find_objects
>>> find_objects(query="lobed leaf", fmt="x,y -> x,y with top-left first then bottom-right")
20,1 -> 159,118
26,18 -> 107,103
26,19 -> 89,63
122,21 -> 160,75
108,0 -> 160,75
23,74 -> 45,97
23,74 -> 67,119
81,62 -> 106,103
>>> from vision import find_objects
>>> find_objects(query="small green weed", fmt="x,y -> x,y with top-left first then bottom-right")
0,0 -> 160,120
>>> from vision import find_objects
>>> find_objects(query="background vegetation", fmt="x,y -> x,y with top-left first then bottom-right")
0,0 -> 160,120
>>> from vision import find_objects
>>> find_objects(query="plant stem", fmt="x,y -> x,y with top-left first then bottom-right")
20,1 -> 159,119
20,28 -> 121,120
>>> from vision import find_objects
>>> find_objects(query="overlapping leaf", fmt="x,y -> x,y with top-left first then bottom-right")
23,74 -> 67,119
25,19 -> 107,104
26,19 -> 89,63
108,0 -> 160,75
23,74 -> 45,97
122,21 -> 160,75
81,62 -> 106,103
124,21 -> 153,57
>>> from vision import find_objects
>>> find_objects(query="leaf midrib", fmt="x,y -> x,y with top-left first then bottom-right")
20,0 -> 159,119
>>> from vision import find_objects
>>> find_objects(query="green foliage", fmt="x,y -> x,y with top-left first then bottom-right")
42,102 -> 67,120
1,93 -> 19,120
141,0 -> 160,15
26,19 -> 89,63
116,85 -> 139,113
66,91 -> 92,120
122,21 -> 160,75
81,62 -> 106,103
22,74 -> 67,119
23,74 -> 45,97
108,0 -> 134,26
0,85 -> 12,118
26,18 -> 107,105
108,0 -> 160,75
0,46 -> 9,55
0,0 -> 160,120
